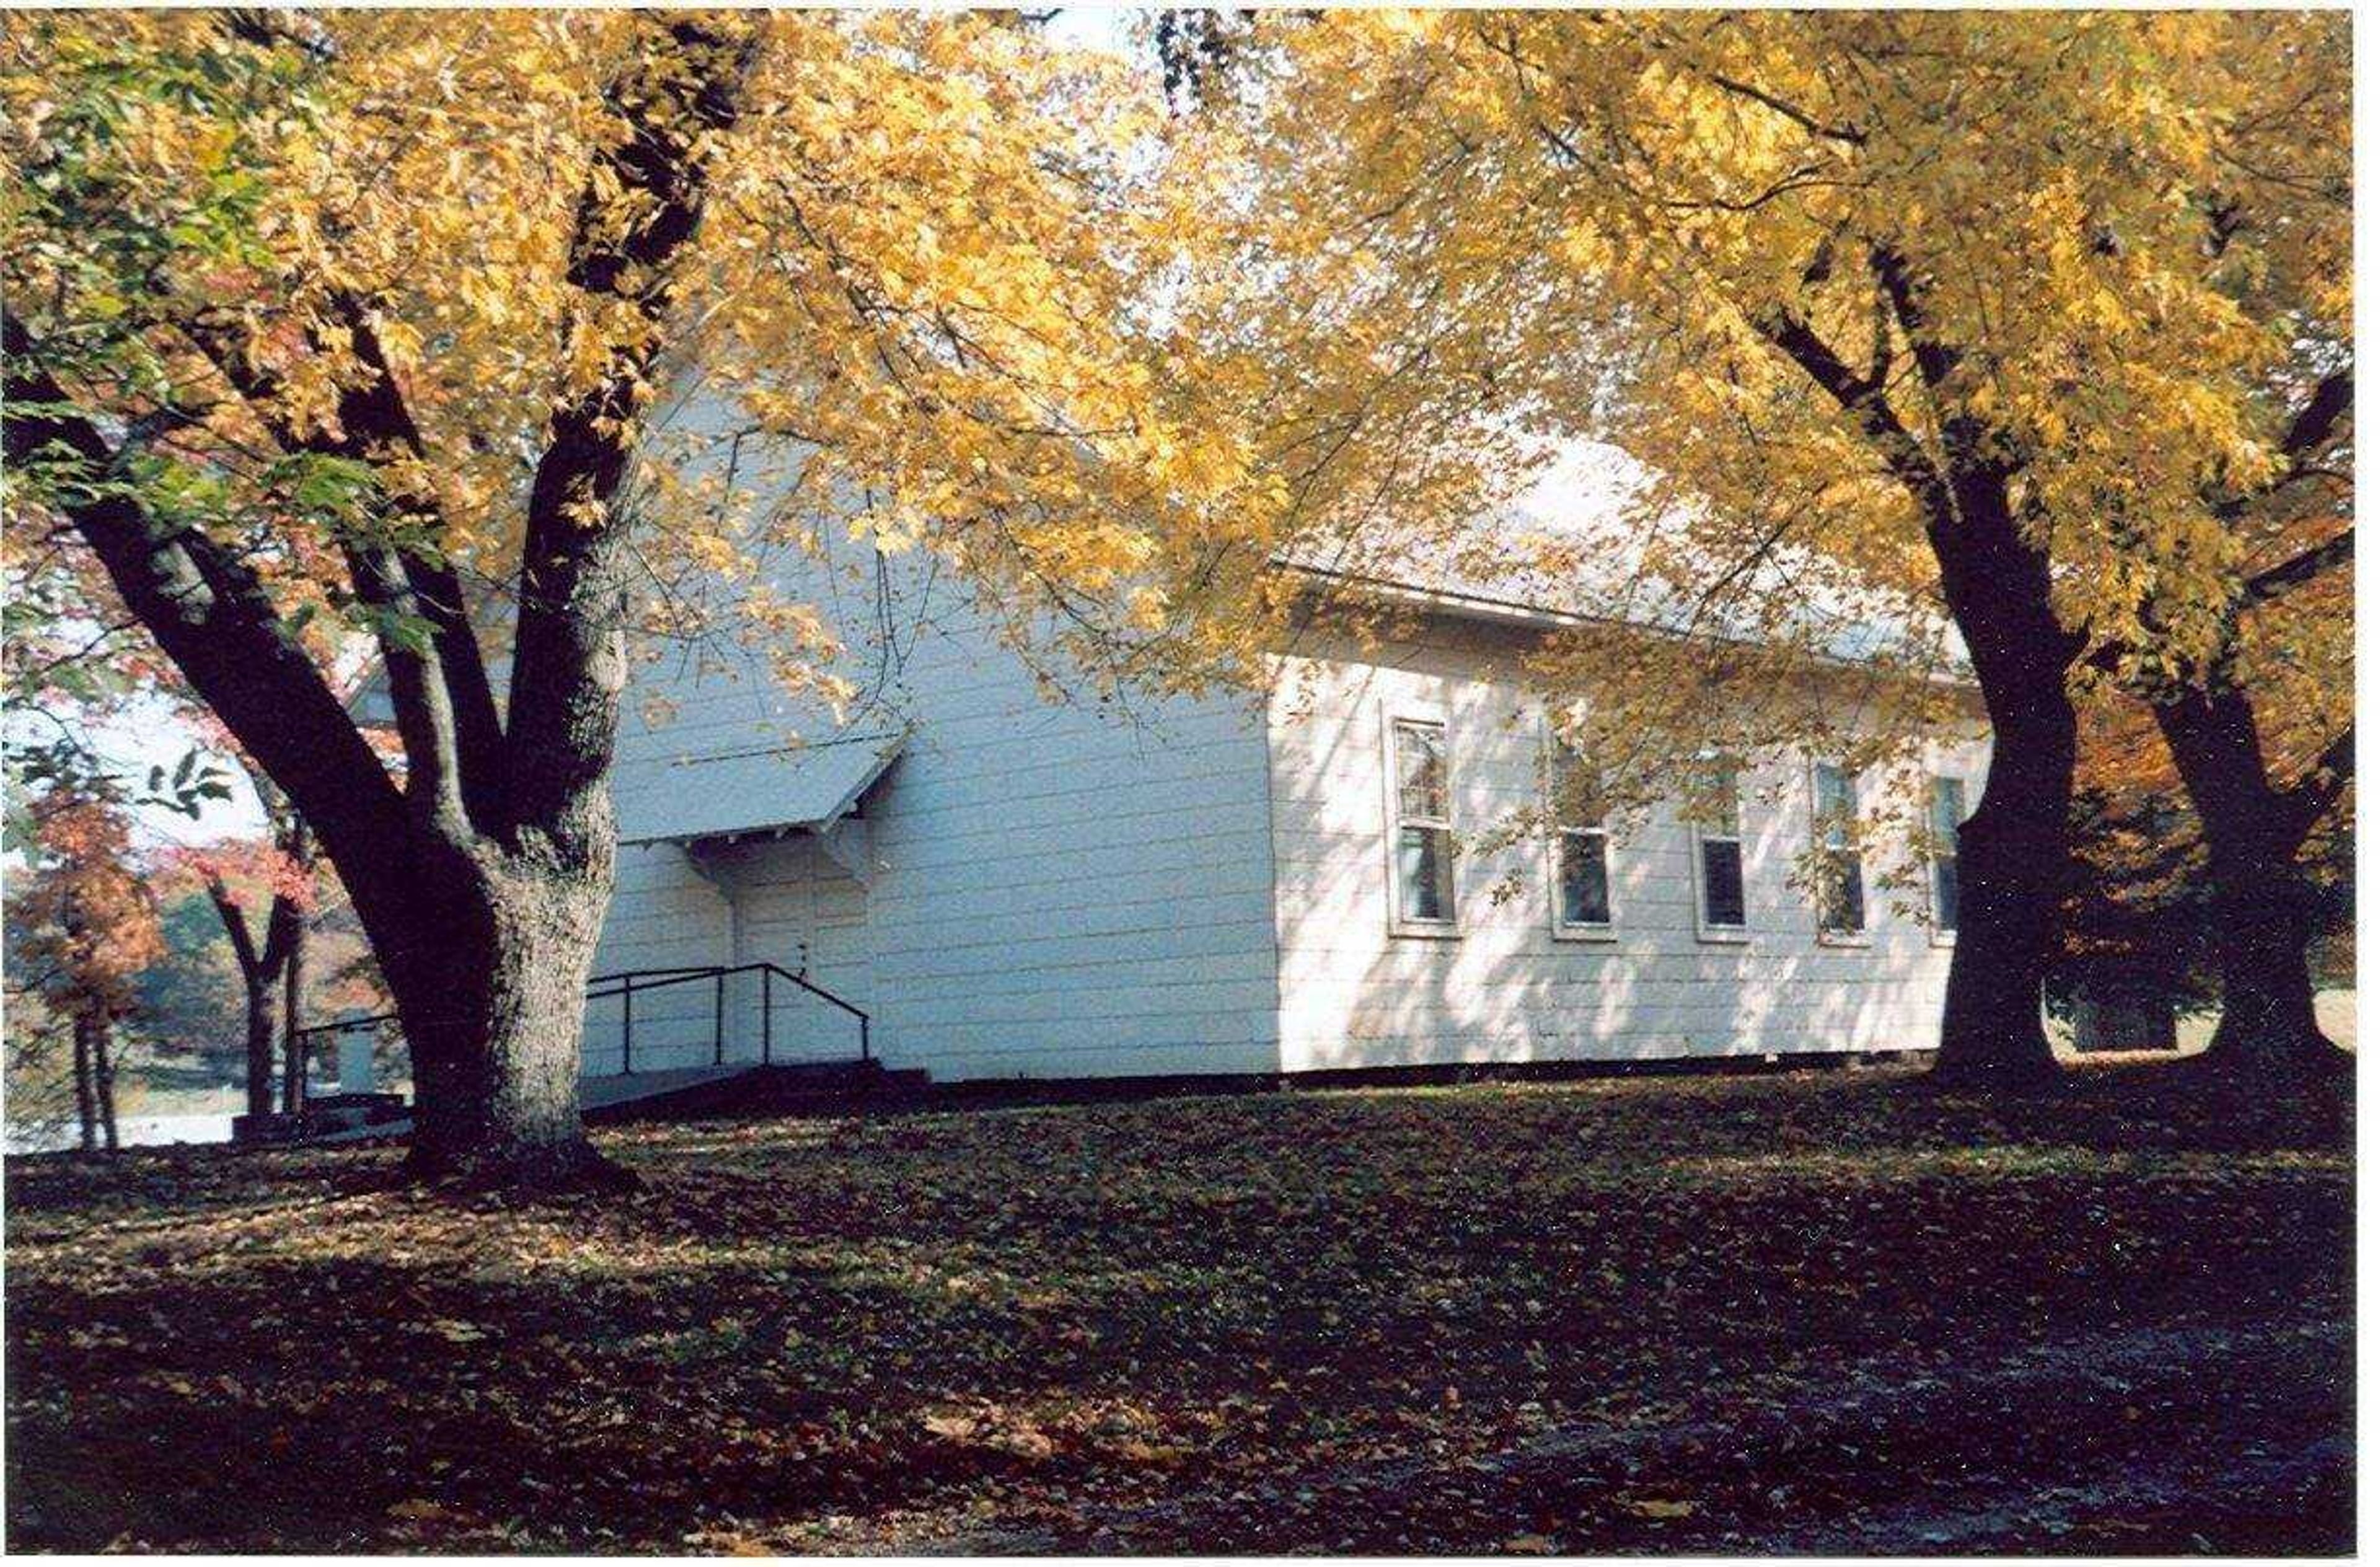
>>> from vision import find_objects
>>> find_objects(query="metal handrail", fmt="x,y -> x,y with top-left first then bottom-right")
294,960 -> 871,1077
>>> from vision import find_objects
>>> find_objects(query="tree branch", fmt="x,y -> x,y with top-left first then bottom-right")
502,17 -> 757,847
2242,528 -> 2351,609
206,877 -> 265,982
180,301 -> 504,834
3,312 -> 407,862
2280,722 -> 2354,843
1750,304 -> 1950,518
1704,72 -> 1867,146
2278,368 -> 2351,458
1867,243 -> 1962,390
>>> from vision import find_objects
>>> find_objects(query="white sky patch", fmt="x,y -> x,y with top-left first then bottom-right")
1042,6 -> 1139,58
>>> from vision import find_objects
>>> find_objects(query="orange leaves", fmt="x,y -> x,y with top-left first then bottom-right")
11,793 -> 163,1012
154,838 -> 320,913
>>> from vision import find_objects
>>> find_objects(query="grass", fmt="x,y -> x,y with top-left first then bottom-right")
4,1061 -> 2351,1553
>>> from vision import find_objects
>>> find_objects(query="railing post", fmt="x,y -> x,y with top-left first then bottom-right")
714,969 -> 726,1066
860,1013 -> 871,1063
620,979 -> 634,1075
761,967 -> 773,1066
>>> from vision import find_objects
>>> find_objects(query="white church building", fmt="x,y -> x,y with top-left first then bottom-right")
583,534 -> 1987,1088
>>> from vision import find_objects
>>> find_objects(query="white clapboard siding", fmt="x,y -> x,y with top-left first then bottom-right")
589,543 -> 1283,1082
587,483 -> 1986,1085
1264,618 -> 1988,1075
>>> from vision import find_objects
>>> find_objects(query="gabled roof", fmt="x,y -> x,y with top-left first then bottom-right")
1276,443 -> 1970,679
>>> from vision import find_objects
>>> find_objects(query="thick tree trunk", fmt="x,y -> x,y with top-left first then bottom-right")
3,21 -> 747,1196
2202,908 -> 2334,1074
377,856 -> 621,1189
2149,681 -> 2348,1082
1760,271 -> 2081,1093
1933,704 -> 2074,1088
1925,474 -> 2078,1091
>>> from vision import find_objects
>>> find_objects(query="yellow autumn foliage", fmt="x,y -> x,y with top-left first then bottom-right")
1,11 -> 1259,709
1161,9 -> 2347,823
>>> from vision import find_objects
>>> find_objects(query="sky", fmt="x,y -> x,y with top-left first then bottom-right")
1042,7 -> 1139,57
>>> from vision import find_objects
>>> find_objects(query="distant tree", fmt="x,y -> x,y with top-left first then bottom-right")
158,806 -> 318,1118
2061,689 -> 2351,1068
2128,374 -> 2352,1080
126,891 -> 247,1067
7,792 -> 164,1152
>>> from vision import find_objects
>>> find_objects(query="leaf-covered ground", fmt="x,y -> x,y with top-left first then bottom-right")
5,1062 -> 2351,1553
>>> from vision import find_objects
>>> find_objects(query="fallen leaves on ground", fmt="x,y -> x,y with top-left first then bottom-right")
2,1062 -> 2350,1552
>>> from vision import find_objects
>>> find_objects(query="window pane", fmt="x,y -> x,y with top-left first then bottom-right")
1821,846 -> 1866,933
1399,825 -> 1455,922
1559,831 -> 1611,925
1699,837 -> 1745,927
1933,855 -> 1959,932
1814,762 -> 1854,848
1931,775 -> 1965,842
1931,775 -> 1963,930
1551,745 -> 1601,828
1395,722 -> 1447,820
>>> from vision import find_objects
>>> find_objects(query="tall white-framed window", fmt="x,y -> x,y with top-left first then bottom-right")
1386,711 -> 1458,935
1810,760 -> 1868,940
1927,774 -> 1965,942
1546,733 -> 1614,937
1686,756 -> 1748,940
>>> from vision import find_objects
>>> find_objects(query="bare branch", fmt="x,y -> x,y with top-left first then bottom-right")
2242,529 -> 2351,609
1705,72 -> 1867,146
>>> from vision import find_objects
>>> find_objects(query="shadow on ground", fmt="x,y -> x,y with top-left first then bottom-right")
4,1061 -> 2351,1552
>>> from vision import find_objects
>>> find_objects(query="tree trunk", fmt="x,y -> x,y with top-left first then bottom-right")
1933,712 -> 2074,1088
2149,679 -> 2348,1082
276,901 -> 308,1115
240,979 -> 276,1118
381,857 -> 622,1190
1758,273 -> 2081,1093
1924,472 -> 2078,1091
2,20 -> 747,1196
70,1017 -> 97,1154
89,1012 -> 118,1153
206,880 -> 288,1118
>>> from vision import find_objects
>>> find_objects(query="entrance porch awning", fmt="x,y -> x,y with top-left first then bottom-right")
614,727 -> 907,847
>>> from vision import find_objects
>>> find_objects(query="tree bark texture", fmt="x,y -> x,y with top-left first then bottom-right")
1758,260 -> 2082,1091
1924,495 -> 2076,1091
280,907 -> 309,1115
386,852 -> 617,1185
2149,678 -> 2349,1081
70,1018 -> 97,1154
